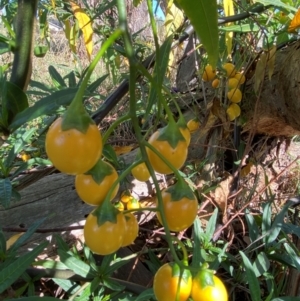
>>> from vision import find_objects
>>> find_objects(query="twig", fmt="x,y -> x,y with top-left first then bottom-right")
214,156 -> 300,238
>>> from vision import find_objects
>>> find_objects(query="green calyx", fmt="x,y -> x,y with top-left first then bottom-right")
166,180 -> 196,202
177,113 -> 188,130
86,159 -> 116,185
157,121 -> 185,149
195,268 -> 215,289
61,99 -> 94,133
93,200 -> 120,227
171,262 -> 192,284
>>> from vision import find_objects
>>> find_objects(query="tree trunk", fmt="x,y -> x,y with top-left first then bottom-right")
245,41 -> 300,136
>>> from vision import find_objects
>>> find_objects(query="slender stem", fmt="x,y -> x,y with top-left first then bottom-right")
116,0 -> 183,268
143,141 -> 182,179
69,29 -> 122,110
173,237 -> 189,265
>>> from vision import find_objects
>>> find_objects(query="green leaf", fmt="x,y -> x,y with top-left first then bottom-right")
4,127 -> 35,169
282,223 -> 300,238
267,203 -> 289,245
220,23 -> 260,32
57,249 -> 96,278
34,45 -> 48,57
206,208 -> 218,238
48,65 -> 67,88
33,259 -> 68,270
2,81 -> 28,126
64,71 -> 77,88
11,158 -> 52,179
6,297 -> 63,301
262,201 -> 272,243
253,252 -> 270,277
8,217 -> 47,254
176,0 -> 219,67
240,251 -> 261,301
283,242 -> 300,271
102,144 -> 120,167
0,241 -> 48,294
103,277 -> 125,291
255,0 -> 297,12
0,178 -> 12,208
87,74 -> 109,93
52,278 -> 80,295
29,80 -> 54,93
271,297 -> 299,301
192,218 -> 204,269
145,35 -> 173,117
75,277 -> 101,301
135,288 -> 155,301
55,234 -> 70,252
0,229 -> 6,257
245,209 -> 260,243
105,257 -> 133,277
9,87 -> 78,132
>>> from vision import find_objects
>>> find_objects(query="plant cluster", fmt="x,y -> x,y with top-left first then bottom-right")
1,0 -> 300,300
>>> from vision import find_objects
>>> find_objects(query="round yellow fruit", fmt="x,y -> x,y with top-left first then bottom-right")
227,78 -> 239,89
234,72 -> 246,85
227,88 -> 242,103
212,78 -> 220,88
202,65 -> 216,82
223,63 -> 236,78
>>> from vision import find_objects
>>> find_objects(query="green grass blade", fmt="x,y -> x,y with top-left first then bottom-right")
0,241 -> 48,294
240,251 -> 261,301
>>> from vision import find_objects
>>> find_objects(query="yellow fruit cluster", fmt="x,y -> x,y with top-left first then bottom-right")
201,62 -> 246,121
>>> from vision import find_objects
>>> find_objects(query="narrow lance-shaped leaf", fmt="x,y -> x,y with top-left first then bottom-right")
57,249 -> 96,278
64,19 -> 77,54
0,178 -> 12,209
0,241 -> 48,294
9,87 -> 78,132
176,0 -> 219,68
240,251 -> 261,301
145,35 -> 173,116
223,0 -> 234,58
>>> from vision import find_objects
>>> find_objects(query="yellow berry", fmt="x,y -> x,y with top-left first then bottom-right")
212,78 -> 220,88
234,72 -> 246,85
187,119 -> 200,133
223,62 -> 236,77
227,88 -> 242,103
227,103 -> 241,121
227,78 -> 239,89
21,153 -> 31,162
202,64 -> 216,81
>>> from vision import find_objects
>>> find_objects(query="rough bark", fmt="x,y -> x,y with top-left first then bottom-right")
244,41 -> 300,136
